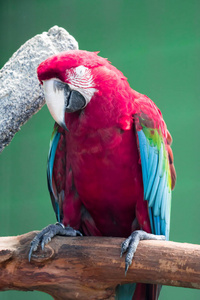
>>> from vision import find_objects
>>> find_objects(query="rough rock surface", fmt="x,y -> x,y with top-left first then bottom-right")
0,26 -> 78,153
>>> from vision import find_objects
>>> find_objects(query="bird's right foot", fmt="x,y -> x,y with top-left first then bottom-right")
121,230 -> 165,274
28,222 -> 82,261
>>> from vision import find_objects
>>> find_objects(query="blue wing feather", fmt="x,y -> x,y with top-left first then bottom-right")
137,130 -> 148,194
154,173 -> 166,216
47,126 -> 61,222
149,143 -> 163,205
48,132 -> 60,195
136,127 -> 172,240
147,145 -> 155,181
145,149 -> 158,201
154,216 -> 161,235
148,207 -> 154,234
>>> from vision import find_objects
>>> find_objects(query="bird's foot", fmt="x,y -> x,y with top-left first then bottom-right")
121,230 -> 165,274
29,222 -> 82,261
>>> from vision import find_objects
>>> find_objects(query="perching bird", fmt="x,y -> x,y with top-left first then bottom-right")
29,50 -> 176,300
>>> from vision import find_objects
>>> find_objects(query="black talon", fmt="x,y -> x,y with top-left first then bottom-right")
28,223 -> 82,261
121,230 -> 165,274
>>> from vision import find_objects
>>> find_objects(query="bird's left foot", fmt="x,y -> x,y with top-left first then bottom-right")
28,222 -> 82,262
121,230 -> 165,274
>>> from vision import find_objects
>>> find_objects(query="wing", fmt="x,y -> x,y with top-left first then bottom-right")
134,95 -> 176,240
47,123 -> 66,223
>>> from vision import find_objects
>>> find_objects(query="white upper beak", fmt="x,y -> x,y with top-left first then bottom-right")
43,79 -> 66,127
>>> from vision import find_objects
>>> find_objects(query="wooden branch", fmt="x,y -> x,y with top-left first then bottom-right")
0,26 -> 78,153
0,232 -> 199,300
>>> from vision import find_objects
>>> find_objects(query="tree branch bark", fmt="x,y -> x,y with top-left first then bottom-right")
0,232 -> 199,299
0,26 -> 78,153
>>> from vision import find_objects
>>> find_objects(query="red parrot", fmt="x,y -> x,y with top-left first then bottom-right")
29,50 -> 176,300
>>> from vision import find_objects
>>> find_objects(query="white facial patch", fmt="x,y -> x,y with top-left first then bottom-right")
43,79 -> 65,125
66,65 -> 97,106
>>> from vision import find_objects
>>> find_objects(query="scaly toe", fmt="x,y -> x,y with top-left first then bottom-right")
29,223 -> 83,261
121,230 -> 165,274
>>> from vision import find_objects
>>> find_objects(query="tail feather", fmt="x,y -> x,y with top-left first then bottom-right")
115,283 -> 136,300
116,283 -> 161,300
132,283 -> 161,300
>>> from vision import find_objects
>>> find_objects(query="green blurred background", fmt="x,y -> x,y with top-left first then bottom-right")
0,0 -> 199,299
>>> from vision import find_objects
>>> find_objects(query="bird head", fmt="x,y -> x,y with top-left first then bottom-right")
37,50 -> 128,130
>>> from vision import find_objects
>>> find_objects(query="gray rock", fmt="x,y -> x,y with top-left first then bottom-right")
0,26 -> 78,153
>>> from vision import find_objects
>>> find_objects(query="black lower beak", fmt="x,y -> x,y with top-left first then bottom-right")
54,80 -> 86,114
65,90 -> 86,113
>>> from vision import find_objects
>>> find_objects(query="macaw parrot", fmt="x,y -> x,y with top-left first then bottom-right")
29,50 -> 176,300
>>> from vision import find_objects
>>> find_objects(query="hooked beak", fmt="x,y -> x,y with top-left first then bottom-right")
43,79 -> 86,130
